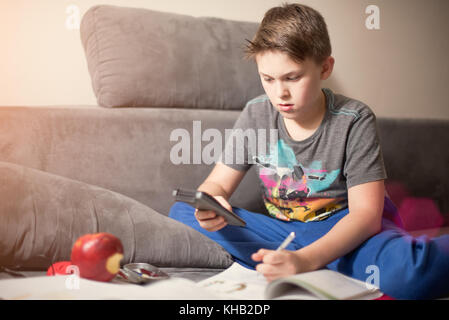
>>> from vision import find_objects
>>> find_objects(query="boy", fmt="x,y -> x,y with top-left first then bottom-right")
169,3 -> 449,299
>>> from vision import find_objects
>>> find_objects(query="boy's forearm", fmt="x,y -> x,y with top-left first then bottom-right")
296,211 -> 382,271
197,181 -> 230,200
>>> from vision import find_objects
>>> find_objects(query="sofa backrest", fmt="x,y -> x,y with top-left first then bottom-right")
0,106 -> 448,219
80,5 -> 263,110
377,118 -> 449,216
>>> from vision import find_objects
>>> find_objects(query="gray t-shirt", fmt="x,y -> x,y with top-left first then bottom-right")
218,88 -> 387,222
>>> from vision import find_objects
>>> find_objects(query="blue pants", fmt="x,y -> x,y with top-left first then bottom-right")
169,201 -> 449,299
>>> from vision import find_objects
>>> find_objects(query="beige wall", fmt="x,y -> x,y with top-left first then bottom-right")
1,0 -> 448,119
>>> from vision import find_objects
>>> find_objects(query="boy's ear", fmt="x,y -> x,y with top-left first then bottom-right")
320,56 -> 335,80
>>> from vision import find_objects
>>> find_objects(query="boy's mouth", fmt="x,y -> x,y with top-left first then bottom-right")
279,104 -> 293,112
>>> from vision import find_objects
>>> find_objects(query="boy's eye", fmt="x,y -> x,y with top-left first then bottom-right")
262,75 -> 300,82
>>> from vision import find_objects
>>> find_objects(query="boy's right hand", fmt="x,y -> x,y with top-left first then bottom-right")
194,195 -> 230,232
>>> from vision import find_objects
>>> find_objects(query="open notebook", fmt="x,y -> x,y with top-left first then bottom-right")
197,262 -> 383,300
0,262 -> 382,300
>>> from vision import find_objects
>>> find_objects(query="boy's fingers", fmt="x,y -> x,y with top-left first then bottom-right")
263,251 -> 284,264
252,249 -> 272,260
214,196 -> 233,212
255,250 -> 284,264
251,252 -> 264,261
252,249 -> 282,264
195,209 -> 216,220
256,249 -> 270,256
199,216 -> 226,231
255,263 -> 281,277
208,219 -> 227,232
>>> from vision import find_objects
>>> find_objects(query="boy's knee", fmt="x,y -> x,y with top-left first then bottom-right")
379,238 -> 449,299
380,268 -> 426,299
382,268 -> 449,300
168,201 -> 194,220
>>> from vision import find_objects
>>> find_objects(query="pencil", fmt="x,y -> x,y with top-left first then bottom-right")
276,232 -> 296,251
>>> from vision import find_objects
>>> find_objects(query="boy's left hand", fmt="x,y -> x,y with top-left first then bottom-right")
251,249 -> 313,282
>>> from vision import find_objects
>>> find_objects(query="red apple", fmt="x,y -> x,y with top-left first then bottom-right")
71,232 -> 124,282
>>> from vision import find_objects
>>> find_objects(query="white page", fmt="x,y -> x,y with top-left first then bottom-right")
197,263 -> 381,300
197,262 -> 268,300
0,275 -> 221,300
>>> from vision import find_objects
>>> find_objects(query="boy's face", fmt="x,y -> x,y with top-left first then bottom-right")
255,50 -> 333,121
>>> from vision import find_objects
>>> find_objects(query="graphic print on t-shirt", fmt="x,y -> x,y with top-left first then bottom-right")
254,139 -> 345,222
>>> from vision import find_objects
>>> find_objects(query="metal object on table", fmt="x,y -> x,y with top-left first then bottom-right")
117,263 -> 169,284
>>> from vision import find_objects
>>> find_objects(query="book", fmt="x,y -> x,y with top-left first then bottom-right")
0,262 -> 382,300
197,262 -> 383,300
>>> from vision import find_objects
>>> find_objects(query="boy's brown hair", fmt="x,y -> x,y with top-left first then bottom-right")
245,3 -> 331,64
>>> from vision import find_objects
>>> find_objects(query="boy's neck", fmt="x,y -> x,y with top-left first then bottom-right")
283,89 -> 326,140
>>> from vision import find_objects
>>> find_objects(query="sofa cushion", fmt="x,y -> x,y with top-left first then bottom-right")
0,161 -> 233,270
80,5 -> 263,109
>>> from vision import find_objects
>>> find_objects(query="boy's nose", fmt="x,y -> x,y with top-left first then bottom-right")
276,83 -> 290,99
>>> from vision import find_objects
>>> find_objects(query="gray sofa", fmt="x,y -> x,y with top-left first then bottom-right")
1,5 -> 448,285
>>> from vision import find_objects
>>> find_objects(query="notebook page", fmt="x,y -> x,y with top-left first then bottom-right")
197,262 -> 268,300
0,275 -> 219,300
